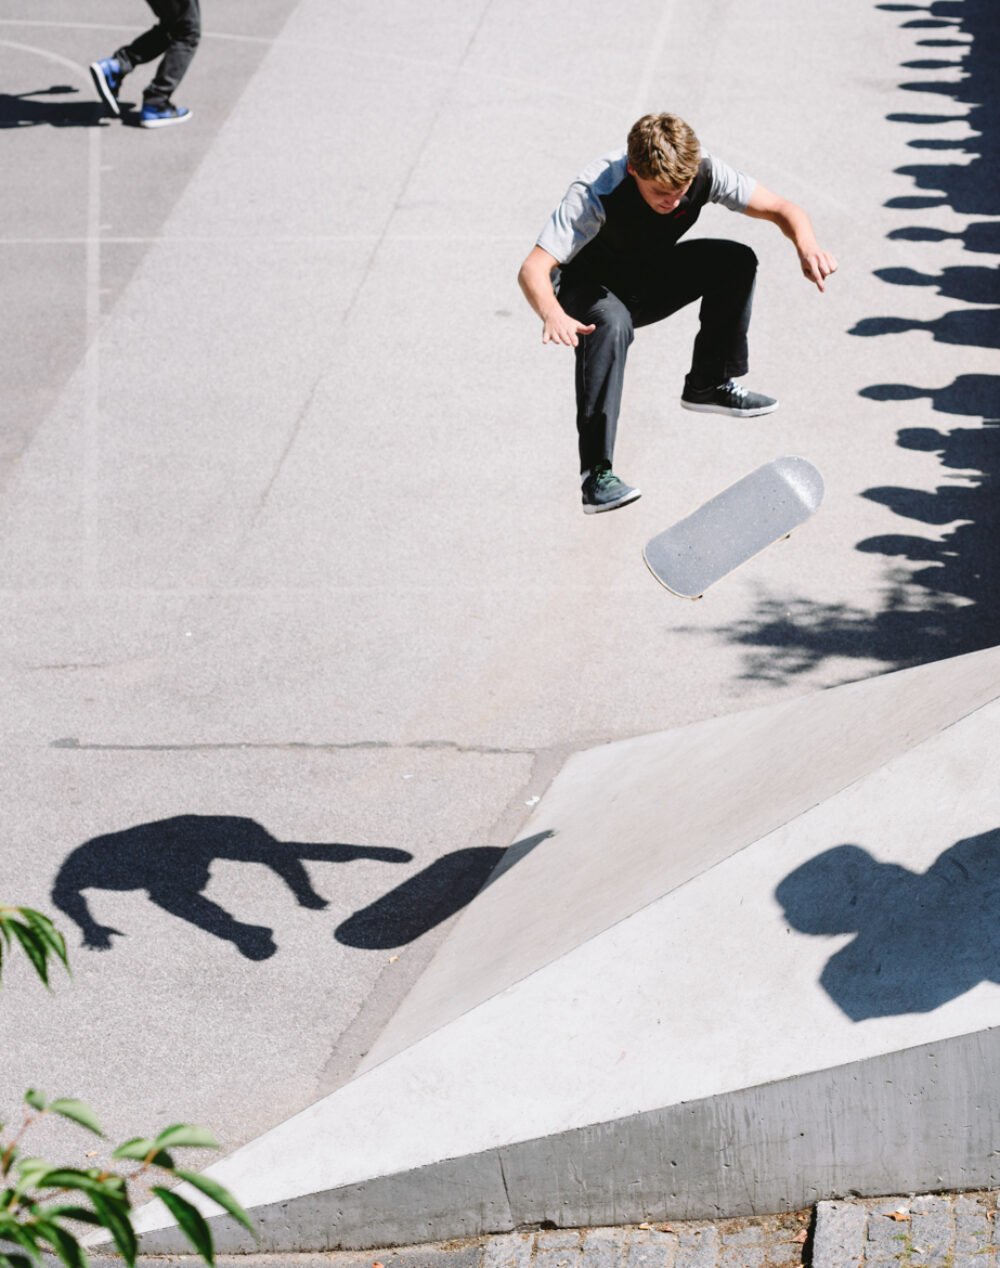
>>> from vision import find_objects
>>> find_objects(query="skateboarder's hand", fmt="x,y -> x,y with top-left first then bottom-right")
542,306 -> 596,347
799,246 -> 838,292
743,186 -> 838,292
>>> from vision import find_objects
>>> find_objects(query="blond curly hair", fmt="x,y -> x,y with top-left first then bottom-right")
627,113 -> 702,187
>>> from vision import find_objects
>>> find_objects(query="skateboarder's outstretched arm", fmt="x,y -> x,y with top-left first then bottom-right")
518,246 -> 596,346
743,184 -> 838,292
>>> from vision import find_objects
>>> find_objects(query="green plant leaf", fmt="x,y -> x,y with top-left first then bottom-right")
90,1193 -> 136,1268
17,911 -> 68,972
30,1219 -> 87,1268
48,1102 -> 102,1138
29,1170 -> 122,1201
1,1146 -> 20,1178
111,1138 -> 155,1162
153,1126 -> 218,1152
42,1207 -> 102,1227
0,1252 -> 35,1268
0,1221 -> 41,1266
7,926 -> 48,989
22,1092 -> 45,1114
174,1171 -> 256,1237
152,1188 -> 213,1265
111,1139 -> 172,1168
12,1159 -> 51,1198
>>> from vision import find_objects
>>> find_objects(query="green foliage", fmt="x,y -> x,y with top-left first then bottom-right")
0,904 -> 256,1268
0,908 -> 68,989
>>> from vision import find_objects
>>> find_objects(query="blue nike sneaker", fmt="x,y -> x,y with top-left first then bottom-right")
90,57 -> 123,117
139,102 -> 192,128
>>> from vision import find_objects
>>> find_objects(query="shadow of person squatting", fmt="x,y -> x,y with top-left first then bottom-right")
51,814 -> 412,961
775,829 -> 1000,1020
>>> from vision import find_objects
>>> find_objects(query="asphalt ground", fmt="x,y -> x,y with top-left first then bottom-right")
2,0 -> 998,1218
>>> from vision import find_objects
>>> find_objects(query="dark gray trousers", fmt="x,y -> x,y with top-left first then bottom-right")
115,0 -> 201,107
558,238 -> 758,474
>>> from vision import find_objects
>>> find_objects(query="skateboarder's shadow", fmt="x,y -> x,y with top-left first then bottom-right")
51,814 -> 413,961
775,828 -> 1000,1020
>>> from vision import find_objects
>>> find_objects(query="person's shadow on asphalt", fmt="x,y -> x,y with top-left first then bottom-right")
0,86 -> 106,128
51,814 -> 414,960
775,828 -> 1000,1020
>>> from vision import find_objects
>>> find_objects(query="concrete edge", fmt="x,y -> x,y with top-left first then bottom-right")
138,1025 -> 1000,1253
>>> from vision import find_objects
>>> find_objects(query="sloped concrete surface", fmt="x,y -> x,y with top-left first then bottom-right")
362,644 -> 1000,1071
124,646 -> 1000,1250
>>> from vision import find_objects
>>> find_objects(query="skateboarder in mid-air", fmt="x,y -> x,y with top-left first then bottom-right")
90,0 -> 200,128
517,112 -> 838,514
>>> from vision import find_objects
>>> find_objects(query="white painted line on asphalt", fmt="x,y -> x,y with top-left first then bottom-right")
0,19 -> 455,71
0,21 -> 620,109
0,37 -> 104,587
0,235 -> 527,245
0,19 -> 142,33
84,121 -> 102,590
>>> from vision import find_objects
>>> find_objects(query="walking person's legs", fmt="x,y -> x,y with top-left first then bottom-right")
140,0 -> 201,113
90,0 -> 200,125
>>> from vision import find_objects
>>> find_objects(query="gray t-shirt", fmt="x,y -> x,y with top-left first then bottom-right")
537,147 -> 756,266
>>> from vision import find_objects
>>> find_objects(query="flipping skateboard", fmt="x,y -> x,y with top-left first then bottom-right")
643,456 -> 824,599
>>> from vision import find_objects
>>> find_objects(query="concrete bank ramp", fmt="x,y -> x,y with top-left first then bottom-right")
132,646 -> 1000,1251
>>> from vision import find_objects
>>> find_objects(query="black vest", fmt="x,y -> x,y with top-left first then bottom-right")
561,157 -> 712,299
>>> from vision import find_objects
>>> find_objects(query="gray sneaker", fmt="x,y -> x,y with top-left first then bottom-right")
581,462 -> 641,514
681,378 -> 778,417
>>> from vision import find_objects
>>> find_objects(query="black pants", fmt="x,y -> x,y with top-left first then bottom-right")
115,0 -> 201,107
558,238 -> 758,474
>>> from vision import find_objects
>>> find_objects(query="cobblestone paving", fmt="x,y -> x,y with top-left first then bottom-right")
480,1213 -> 812,1268
169,1210 -> 813,1268
118,1194 -> 1000,1268
815,1192 -> 1000,1267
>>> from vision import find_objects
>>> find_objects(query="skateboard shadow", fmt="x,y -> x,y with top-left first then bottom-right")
0,86 -> 106,129
775,827 -> 1000,1020
51,814 -> 413,961
335,846 -> 505,948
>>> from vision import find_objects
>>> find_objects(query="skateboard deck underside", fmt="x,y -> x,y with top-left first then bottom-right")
643,456 -> 824,598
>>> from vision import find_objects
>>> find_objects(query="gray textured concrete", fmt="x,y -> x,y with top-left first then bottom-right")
4,0 -> 998,1253
130,1027 -> 1000,1252
361,645 -> 1000,1074
122,647 -> 1000,1251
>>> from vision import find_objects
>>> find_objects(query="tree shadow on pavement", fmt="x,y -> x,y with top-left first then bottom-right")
775,827 -> 1000,1019
705,0 -> 1000,682
0,85 -> 106,128
51,814 -> 413,960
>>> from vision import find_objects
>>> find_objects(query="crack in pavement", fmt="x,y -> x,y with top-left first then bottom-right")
50,736 -> 537,755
